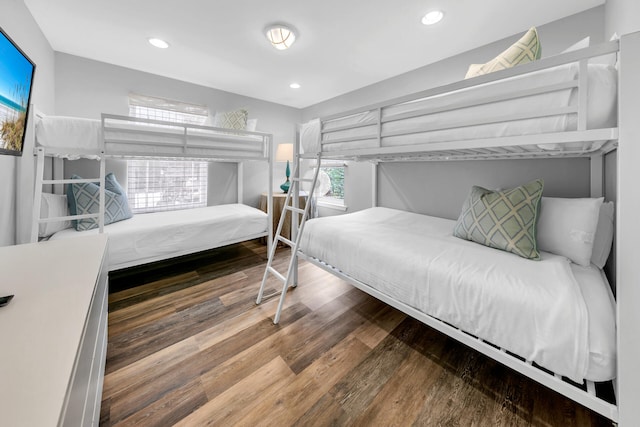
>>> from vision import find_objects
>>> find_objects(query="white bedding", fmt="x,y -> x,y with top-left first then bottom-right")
36,116 -> 265,159
302,63 -> 617,154
299,207 -> 616,382
49,204 -> 268,270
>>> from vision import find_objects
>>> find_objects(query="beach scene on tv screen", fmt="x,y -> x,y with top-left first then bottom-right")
0,32 -> 33,153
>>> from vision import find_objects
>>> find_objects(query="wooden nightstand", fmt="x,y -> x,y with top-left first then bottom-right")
259,192 -> 309,244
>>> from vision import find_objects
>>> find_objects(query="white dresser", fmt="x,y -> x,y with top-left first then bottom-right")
0,234 -> 109,426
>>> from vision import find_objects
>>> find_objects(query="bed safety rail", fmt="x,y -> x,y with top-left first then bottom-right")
102,114 -> 272,161
302,40 -> 619,162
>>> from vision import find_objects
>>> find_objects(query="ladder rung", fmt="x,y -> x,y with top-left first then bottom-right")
267,266 -> 287,283
277,235 -> 295,247
42,178 -> 100,185
38,213 -> 99,222
291,177 -> 314,183
285,206 -> 305,215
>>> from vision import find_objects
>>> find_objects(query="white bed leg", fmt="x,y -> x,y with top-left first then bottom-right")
30,147 -> 46,243
371,161 -> 378,208
237,162 -> 244,204
617,31 -> 640,427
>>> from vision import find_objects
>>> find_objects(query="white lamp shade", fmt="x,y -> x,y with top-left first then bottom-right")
275,143 -> 294,162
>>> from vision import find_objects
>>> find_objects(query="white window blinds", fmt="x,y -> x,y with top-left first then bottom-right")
127,160 -> 208,213
128,93 -> 208,125
127,94 -> 209,214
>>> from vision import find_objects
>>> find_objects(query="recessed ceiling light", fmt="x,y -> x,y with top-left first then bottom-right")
421,10 -> 444,26
148,38 -> 169,49
265,24 -> 297,50
289,83 -> 301,89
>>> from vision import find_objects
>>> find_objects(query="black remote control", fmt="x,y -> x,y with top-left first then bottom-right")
0,295 -> 14,307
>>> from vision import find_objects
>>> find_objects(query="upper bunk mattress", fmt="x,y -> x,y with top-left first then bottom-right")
49,203 -> 268,270
298,207 -> 616,383
302,63 -> 617,154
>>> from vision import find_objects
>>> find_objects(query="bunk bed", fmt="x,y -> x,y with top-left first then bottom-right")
31,113 -> 274,271
263,37 -> 625,421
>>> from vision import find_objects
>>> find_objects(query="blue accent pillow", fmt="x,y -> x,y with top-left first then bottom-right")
67,173 -> 133,231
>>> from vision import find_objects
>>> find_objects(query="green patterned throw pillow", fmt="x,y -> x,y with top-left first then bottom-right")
465,27 -> 541,79
453,179 -> 544,260
213,108 -> 248,130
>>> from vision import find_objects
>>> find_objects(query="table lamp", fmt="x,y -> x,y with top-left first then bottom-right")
275,143 -> 294,193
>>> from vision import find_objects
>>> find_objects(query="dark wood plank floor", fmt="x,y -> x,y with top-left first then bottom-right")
100,240 -> 613,426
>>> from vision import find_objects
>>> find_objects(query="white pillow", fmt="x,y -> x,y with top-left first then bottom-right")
39,193 -> 71,238
246,118 -> 258,132
591,201 -> 614,268
537,196 -> 603,266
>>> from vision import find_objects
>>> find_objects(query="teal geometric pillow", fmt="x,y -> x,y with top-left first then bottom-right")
453,179 -> 544,260
67,173 -> 133,231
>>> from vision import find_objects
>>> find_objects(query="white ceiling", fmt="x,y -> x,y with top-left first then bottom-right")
24,0 -> 604,109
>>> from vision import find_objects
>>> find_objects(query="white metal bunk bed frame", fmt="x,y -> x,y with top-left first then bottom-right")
258,34 -> 640,423
30,113 -> 274,269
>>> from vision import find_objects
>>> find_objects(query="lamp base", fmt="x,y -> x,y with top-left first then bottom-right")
280,179 -> 290,193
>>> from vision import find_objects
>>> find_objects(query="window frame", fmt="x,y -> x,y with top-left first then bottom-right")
315,160 -> 347,211
126,94 -> 210,214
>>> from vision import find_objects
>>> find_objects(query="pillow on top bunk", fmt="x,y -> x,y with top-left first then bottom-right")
67,173 -> 133,231
213,108 -> 248,130
246,118 -> 258,132
453,179 -> 544,260
465,27 -> 541,79
536,197 -> 603,266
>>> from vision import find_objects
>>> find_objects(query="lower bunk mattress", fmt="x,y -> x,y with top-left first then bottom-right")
49,203 -> 268,270
298,207 -> 616,383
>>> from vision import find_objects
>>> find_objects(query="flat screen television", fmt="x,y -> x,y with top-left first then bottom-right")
0,25 -> 35,156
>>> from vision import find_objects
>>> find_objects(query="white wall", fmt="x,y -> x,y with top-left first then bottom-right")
379,158 -> 591,220
0,0 -> 55,246
605,0 -> 640,37
302,6 -> 606,217
54,53 -> 301,209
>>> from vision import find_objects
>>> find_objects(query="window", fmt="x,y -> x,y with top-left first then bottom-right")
316,162 -> 346,209
127,94 -> 209,213
127,160 -> 208,213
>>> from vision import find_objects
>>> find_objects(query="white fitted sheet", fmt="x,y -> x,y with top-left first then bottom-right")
49,204 -> 268,270
302,64 -> 617,154
299,207 -> 616,382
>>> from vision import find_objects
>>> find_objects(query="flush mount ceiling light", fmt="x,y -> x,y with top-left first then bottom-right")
148,38 -> 169,49
289,83 -> 301,89
421,10 -> 444,26
265,24 -> 297,50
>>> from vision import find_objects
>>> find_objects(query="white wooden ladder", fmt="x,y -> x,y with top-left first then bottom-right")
256,157 -> 321,324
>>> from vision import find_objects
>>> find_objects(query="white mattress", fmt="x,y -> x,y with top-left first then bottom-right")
302,63 -> 617,154
36,116 -> 265,159
49,204 -> 268,270
299,207 -> 616,382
